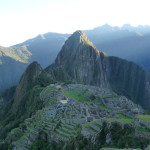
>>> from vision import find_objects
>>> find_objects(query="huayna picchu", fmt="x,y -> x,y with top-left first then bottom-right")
0,31 -> 150,150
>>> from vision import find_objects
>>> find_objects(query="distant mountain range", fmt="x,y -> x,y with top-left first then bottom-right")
86,24 -> 150,72
1,24 -> 150,91
0,33 -> 68,91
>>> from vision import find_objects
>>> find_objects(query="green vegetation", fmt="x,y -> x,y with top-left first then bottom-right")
117,113 -> 130,119
34,72 -> 56,87
145,145 -> 150,150
0,85 -> 44,139
40,86 -> 58,106
83,122 -> 98,132
89,94 -> 96,100
103,95 -> 115,99
55,131 -> 70,138
57,128 -> 73,135
102,118 -> 134,124
136,115 -> 150,122
0,46 -> 31,63
137,127 -> 150,133
31,139 -> 51,150
82,122 -> 90,128
98,104 -> 112,110
100,148 -> 128,150
93,121 -> 102,128
106,123 -> 149,149
64,89 -> 86,101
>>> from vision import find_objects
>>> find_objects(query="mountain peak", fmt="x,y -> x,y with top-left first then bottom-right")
55,31 -> 100,66
14,61 -> 42,101
66,30 -> 96,48
72,30 -> 83,35
53,31 -> 108,87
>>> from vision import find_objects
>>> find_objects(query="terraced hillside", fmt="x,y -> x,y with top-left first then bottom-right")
2,84 -> 150,149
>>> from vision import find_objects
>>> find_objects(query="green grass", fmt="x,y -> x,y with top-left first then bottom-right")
0,46 -> 31,63
117,113 -> 130,119
57,128 -> 72,135
63,125 -> 75,131
102,95 -> 115,99
145,145 -> 150,150
136,115 -> 150,122
82,123 -> 98,133
95,98 -> 102,102
102,118 -> 134,124
83,123 -> 90,128
55,131 -> 70,138
88,126 -> 98,133
98,104 -> 112,111
63,90 -> 87,101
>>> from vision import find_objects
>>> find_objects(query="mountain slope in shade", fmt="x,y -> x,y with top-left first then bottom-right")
14,61 -> 42,101
85,24 -> 150,72
105,56 -> 150,109
51,30 -> 108,87
0,31 -> 150,149
46,31 -> 150,110
1,30 -> 150,110
2,24 -> 150,91
0,33 -> 69,91
0,56 -> 28,91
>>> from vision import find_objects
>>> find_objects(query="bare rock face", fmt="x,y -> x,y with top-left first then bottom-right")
47,31 -> 150,110
105,56 -> 150,110
52,31 -> 109,88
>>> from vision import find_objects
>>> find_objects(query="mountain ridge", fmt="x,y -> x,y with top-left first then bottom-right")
46,31 -> 150,110
1,24 -> 150,91
49,31 -> 108,88
0,30 -> 150,149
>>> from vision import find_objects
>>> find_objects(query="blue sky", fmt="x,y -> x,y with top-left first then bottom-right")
0,0 -> 150,46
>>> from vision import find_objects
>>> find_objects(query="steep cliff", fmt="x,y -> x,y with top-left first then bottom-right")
46,31 -> 150,110
105,56 -> 150,110
1,30 -> 150,149
48,31 -> 108,88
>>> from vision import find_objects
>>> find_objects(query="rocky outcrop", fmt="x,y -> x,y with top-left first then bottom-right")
46,31 -> 150,110
105,56 -> 150,110
48,31 -> 109,88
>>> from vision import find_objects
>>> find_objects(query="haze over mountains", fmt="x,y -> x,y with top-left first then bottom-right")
1,30 -> 150,149
1,24 -> 150,91
86,24 -> 150,72
0,33 -> 68,91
